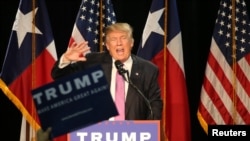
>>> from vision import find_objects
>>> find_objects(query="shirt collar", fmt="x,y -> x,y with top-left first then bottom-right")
112,56 -> 132,70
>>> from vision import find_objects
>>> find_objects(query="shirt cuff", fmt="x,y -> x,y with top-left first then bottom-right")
58,54 -> 71,68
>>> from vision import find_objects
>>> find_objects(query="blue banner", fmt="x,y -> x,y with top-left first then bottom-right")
32,65 -> 118,138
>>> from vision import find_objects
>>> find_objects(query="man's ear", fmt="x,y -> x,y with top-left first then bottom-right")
130,39 -> 134,48
106,45 -> 110,51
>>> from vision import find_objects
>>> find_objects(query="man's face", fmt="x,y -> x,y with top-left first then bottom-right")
105,30 -> 133,62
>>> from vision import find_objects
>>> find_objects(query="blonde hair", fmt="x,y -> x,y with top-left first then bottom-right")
104,22 -> 134,42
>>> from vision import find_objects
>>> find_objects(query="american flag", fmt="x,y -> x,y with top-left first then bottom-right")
137,0 -> 191,141
198,0 -> 250,133
68,0 -> 116,52
0,0 -> 62,140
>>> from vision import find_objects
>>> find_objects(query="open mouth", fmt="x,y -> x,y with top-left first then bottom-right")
116,48 -> 124,55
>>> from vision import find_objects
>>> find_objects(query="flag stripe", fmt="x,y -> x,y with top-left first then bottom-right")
68,24 -> 85,47
167,33 -> 185,73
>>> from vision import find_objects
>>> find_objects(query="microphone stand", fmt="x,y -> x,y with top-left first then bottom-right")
124,70 -> 154,120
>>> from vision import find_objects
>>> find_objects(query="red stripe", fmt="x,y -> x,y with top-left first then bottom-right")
245,54 -> 250,65
9,50 -> 56,124
235,98 -> 250,123
202,76 -> 234,123
68,37 -> 76,47
236,62 -> 250,98
198,102 -> 216,124
235,62 -> 250,123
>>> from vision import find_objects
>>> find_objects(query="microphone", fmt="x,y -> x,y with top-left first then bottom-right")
114,60 -> 128,81
114,60 -> 154,119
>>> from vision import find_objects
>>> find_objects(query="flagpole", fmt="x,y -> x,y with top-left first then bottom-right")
163,0 -> 168,140
99,0 -> 103,52
231,0 -> 237,125
31,0 -> 37,140
32,0 -> 36,88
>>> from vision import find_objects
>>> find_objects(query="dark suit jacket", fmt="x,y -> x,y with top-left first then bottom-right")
51,52 -> 163,120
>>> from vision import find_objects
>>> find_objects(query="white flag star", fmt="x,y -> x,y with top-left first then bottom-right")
12,8 -> 42,48
141,8 -> 165,47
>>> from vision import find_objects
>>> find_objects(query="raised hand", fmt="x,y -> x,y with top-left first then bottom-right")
63,41 -> 91,62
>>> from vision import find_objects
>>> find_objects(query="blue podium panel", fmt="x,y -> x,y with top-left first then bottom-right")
69,120 -> 160,141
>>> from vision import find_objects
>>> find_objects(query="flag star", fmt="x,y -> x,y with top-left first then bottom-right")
141,8 -> 165,47
12,8 -> 42,48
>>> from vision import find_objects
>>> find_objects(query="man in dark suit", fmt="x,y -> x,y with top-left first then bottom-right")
37,22 -> 163,140
52,22 -> 163,120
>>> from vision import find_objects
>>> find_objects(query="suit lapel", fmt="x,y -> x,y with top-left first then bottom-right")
125,56 -> 141,116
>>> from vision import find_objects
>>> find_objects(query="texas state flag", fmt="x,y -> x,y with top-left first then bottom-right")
137,0 -> 191,141
0,0 -> 66,140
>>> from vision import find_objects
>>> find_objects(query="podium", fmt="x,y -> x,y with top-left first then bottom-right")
69,120 -> 161,141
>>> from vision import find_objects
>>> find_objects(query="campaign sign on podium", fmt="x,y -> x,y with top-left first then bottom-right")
69,120 -> 160,141
31,65 -> 118,138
